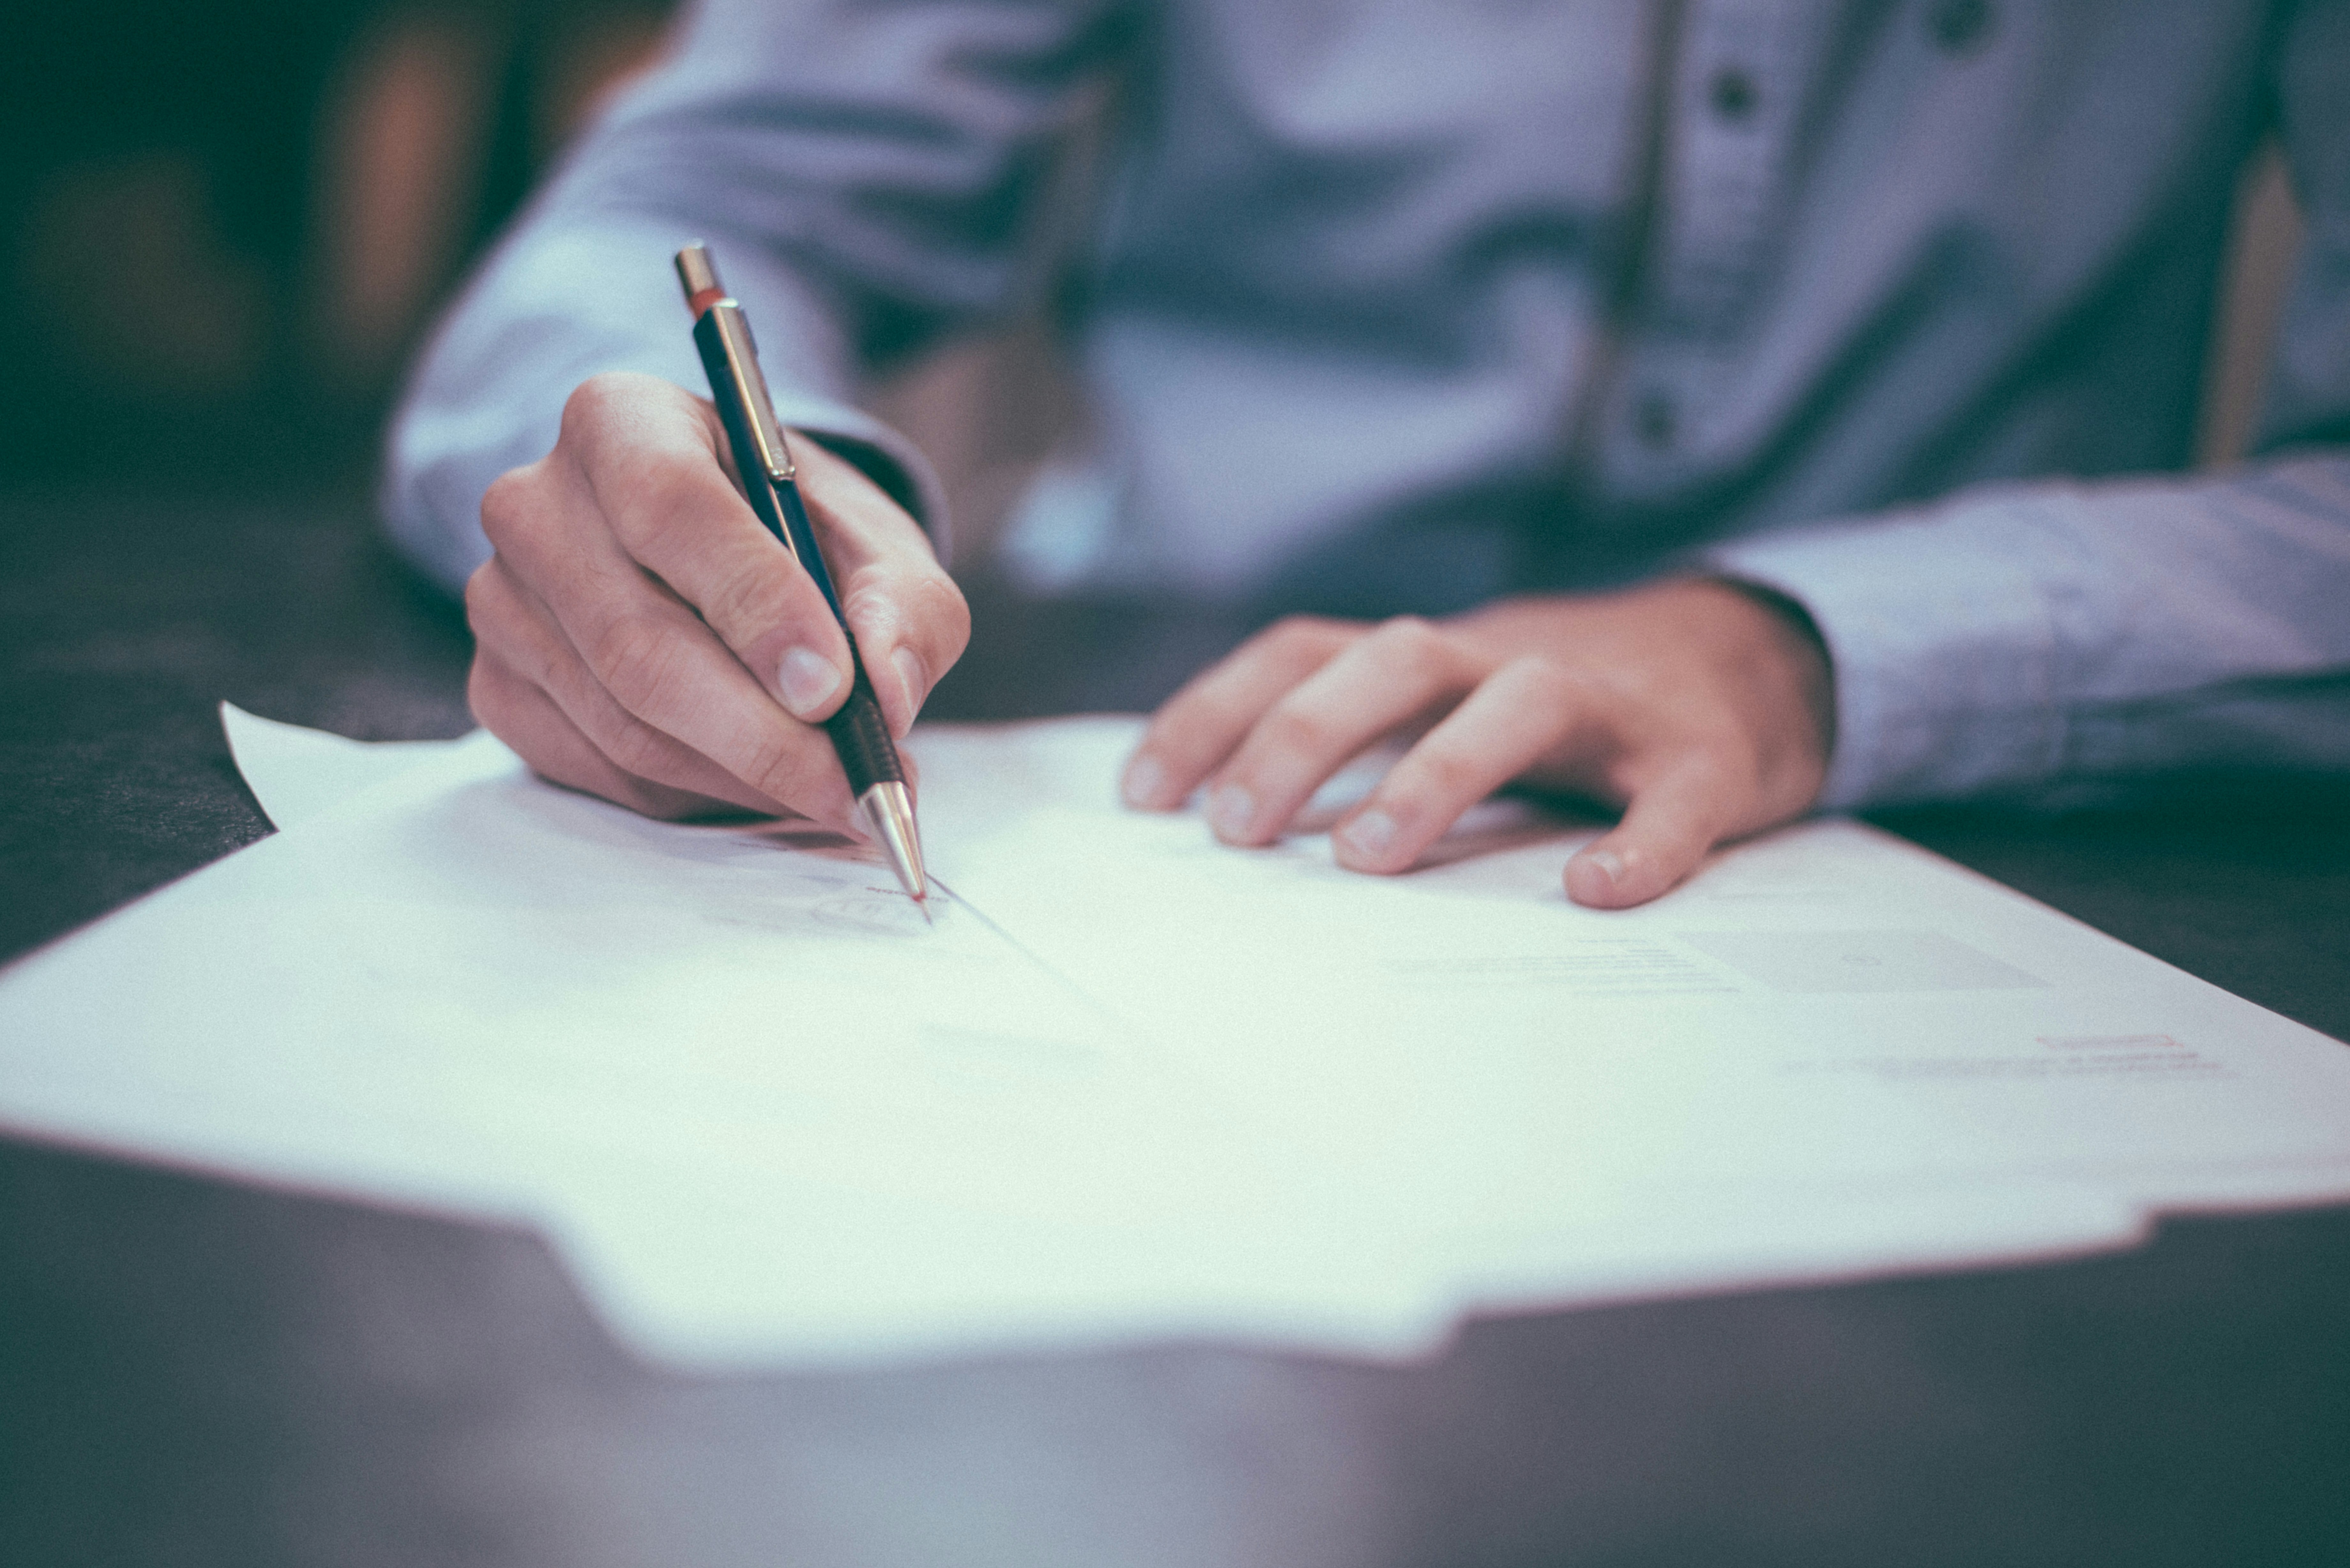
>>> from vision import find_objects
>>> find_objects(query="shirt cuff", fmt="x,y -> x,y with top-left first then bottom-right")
1703,500 -> 2067,810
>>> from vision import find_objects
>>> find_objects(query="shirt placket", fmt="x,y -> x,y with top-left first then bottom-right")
1601,0 -> 1822,505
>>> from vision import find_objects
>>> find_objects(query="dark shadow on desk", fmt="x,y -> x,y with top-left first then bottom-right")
5,1133 -> 2348,1568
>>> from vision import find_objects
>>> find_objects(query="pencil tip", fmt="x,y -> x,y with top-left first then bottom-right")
858,780 -> 930,917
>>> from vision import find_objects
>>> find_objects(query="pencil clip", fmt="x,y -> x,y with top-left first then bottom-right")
677,243 -> 798,484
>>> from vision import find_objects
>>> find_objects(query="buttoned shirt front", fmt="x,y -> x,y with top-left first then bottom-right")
386,0 -> 2350,809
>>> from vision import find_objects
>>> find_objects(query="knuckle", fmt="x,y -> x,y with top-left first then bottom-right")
1262,614 -> 1343,657
462,561 -> 535,656
904,571 -> 972,659
739,730 -> 826,806
1259,700 -> 1336,758
836,585 -> 900,660
609,450 -> 728,556
1408,743 -> 1482,803
587,612 -> 683,713
478,466 -> 546,552
1370,614 -> 1444,665
465,655 -> 515,733
599,715 -> 674,781
834,568 -> 967,672
1216,617 -> 1353,696
560,372 -> 650,441
848,569 -> 970,655
701,561 -> 799,642
461,562 -> 501,636
1506,655 -> 1586,709
838,576 -> 890,624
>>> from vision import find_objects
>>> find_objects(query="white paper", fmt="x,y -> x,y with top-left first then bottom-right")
221,702 -> 464,829
0,711 -> 2344,1372
928,723 -> 2350,1227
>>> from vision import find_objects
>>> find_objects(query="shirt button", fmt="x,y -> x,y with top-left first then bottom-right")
1634,391 -> 1678,450
1708,66 -> 1759,122
1928,0 -> 1995,55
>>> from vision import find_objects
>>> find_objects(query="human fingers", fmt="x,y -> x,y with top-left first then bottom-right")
551,373 -> 859,725
465,555 -> 799,818
1330,656 -> 1597,873
1561,752 -> 1743,909
789,436 -> 971,740
476,462 -> 860,828
1201,616 -> 1481,846
469,640 -> 757,822
1120,615 -> 1364,810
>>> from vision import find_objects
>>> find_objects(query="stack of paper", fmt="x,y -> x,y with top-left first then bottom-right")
0,706 -> 2343,1368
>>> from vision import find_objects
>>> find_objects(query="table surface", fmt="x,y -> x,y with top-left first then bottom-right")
4,488 -> 2348,1568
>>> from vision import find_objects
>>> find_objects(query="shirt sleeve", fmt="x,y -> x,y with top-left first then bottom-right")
1705,0 -> 2350,811
381,0 -> 1126,593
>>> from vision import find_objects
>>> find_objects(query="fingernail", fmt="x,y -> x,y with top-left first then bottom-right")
891,647 -> 929,734
777,647 -> 843,718
1339,808 -> 1396,862
1122,753 -> 1166,808
1208,783 -> 1256,841
1578,848 -> 1626,888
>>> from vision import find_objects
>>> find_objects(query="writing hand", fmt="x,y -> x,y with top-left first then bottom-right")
463,373 -> 968,828
1120,579 -> 1833,907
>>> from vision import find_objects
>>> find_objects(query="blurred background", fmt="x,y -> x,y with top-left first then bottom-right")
0,0 -> 1085,555
2,0 -> 677,490
0,2 -> 2305,546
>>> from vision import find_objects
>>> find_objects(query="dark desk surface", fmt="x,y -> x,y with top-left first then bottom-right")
4,489 -> 2348,1567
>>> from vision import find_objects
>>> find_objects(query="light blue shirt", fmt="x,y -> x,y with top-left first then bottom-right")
386,0 -> 2350,810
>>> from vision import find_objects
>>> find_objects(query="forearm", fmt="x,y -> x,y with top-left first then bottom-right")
1709,453 -> 2350,808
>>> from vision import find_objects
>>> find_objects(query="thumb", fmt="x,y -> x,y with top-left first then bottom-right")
1563,755 -> 1738,909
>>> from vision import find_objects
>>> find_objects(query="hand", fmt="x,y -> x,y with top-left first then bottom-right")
1119,579 -> 1834,908
464,372 -> 968,829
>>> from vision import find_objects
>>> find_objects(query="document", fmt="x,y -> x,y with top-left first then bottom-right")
930,722 -> 2350,1218
0,709 -> 2344,1369
223,704 -> 461,830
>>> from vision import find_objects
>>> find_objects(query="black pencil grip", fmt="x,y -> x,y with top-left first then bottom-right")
825,661 -> 904,795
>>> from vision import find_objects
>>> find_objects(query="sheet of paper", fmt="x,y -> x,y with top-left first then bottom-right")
1,712 -> 2344,1371
221,702 -> 465,829
930,722 -> 2350,1238
5,728 -> 1381,1364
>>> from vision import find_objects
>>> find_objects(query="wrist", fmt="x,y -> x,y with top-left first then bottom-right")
1699,574 -> 1837,779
